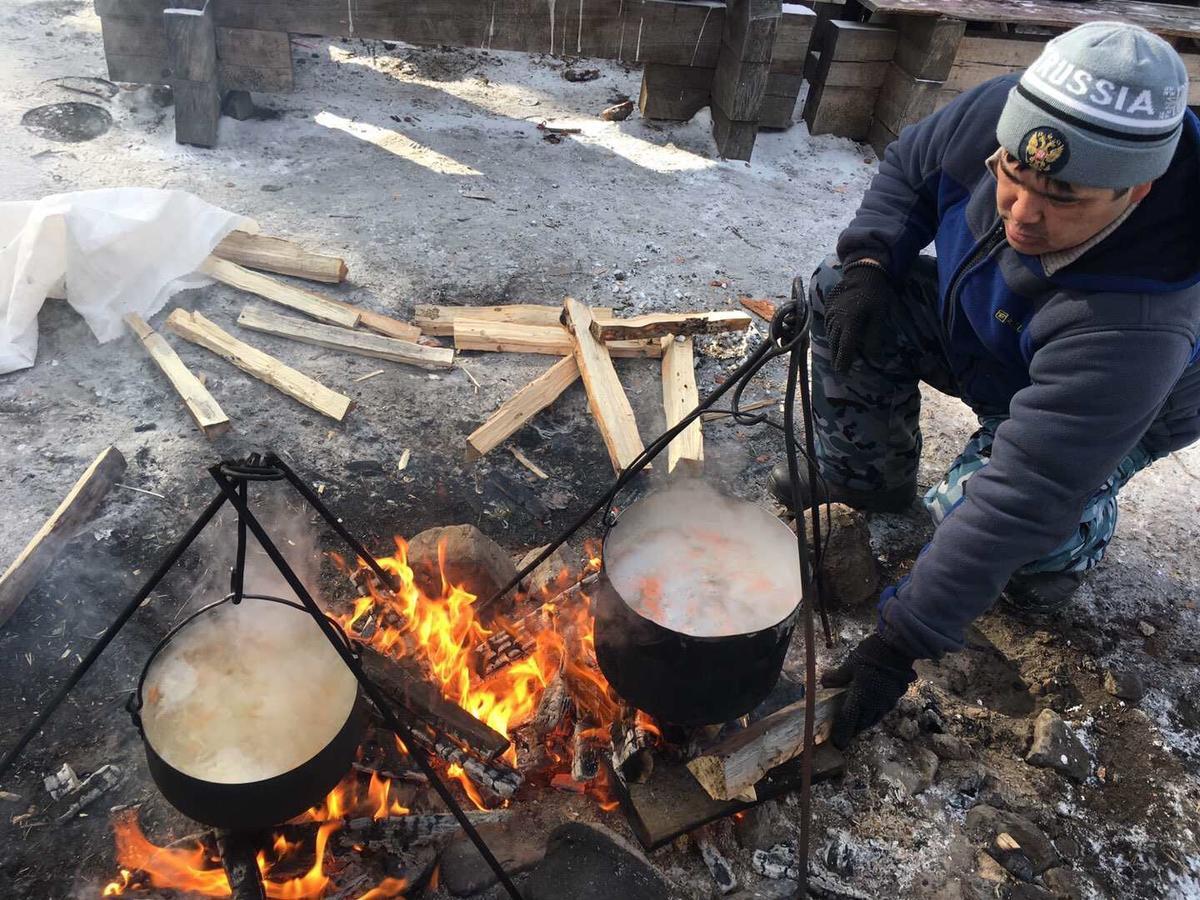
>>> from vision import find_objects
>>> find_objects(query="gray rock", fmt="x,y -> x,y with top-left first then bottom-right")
965,805 -> 1061,875
523,823 -> 666,900
406,523 -> 518,603
516,543 -> 579,601
930,733 -> 974,761
893,716 -> 921,742
734,800 -> 793,851
1026,709 -> 1091,783
821,828 -> 855,877
438,822 -> 546,897
803,503 -> 878,606
1004,884 -> 1056,900
1041,867 -> 1083,900
726,881 -> 799,900
1102,668 -> 1145,703
873,744 -> 940,797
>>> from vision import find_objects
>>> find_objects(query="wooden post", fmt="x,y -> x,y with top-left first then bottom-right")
661,336 -> 704,476
164,0 -> 221,147
710,0 -> 782,160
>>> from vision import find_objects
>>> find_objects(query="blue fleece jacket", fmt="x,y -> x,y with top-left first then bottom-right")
836,76 -> 1200,660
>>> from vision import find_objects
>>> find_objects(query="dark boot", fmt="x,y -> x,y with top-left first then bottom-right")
767,463 -> 914,513
1001,570 -> 1085,615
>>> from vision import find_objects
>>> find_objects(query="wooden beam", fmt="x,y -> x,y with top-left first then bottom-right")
213,231 -> 348,284
562,298 -> 646,474
125,313 -> 230,438
237,306 -> 453,369
465,355 -> 581,461
415,304 -> 614,337
607,742 -> 845,851
686,688 -> 846,801
710,0 -> 782,158
164,0 -> 220,147
0,447 -> 127,628
592,311 -> 751,342
661,336 -> 704,476
453,320 -> 663,359
894,15 -> 966,81
200,257 -> 360,329
166,309 -> 353,421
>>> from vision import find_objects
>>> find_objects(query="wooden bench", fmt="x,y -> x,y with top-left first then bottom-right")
800,0 -> 1200,155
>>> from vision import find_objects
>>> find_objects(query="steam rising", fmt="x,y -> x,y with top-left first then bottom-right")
606,481 -> 802,637
141,598 -> 358,784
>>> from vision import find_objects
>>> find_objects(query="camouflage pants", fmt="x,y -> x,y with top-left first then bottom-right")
808,257 -> 1148,574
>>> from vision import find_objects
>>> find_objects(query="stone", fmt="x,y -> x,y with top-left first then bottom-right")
516,543 -> 579,601
1026,710 -> 1091,783
523,823 -> 666,900
1041,867 -> 1083,900
930,733 -> 974,761
406,524 -> 519,603
1004,885 -> 1056,900
893,716 -> 921,742
803,504 -> 878,606
872,744 -> 939,797
822,828 -> 855,877
438,822 -> 546,897
1101,668 -> 1145,703
1137,620 -> 1156,637
936,761 -> 994,801
734,800 -> 793,851
988,832 -> 1035,882
965,805 -> 1061,875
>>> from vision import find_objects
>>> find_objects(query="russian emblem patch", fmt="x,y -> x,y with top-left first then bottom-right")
1020,127 -> 1069,175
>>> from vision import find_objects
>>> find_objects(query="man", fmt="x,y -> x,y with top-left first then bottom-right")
770,22 -> 1200,747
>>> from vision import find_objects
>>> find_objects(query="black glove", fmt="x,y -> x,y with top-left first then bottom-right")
820,632 -> 917,749
823,261 -> 896,373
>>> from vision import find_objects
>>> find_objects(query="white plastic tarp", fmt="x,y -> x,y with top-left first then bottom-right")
0,188 -> 256,375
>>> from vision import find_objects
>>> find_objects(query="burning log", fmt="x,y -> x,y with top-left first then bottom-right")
216,830 -> 267,900
570,720 -> 601,783
473,575 -> 596,677
532,672 -> 571,739
686,688 -> 846,802
694,826 -> 738,895
611,705 -> 655,785
357,644 -> 510,760
432,736 -> 523,800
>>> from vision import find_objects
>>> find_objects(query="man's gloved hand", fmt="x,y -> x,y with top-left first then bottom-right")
820,632 -> 918,749
823,261 -> 896,373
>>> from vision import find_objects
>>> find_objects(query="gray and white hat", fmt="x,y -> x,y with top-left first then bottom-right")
996,21 -> 1189,188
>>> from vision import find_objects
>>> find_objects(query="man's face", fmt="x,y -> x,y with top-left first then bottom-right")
994,149 -> 1150,255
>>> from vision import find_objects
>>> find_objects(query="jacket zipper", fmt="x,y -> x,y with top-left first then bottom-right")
944,222 -> 1007,336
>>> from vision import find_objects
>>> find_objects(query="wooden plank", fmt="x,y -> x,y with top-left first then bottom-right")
894,14 -> 965,81
943,59 -> 1023,93
236,306 -> 453,370
803,20 -> 896,139
640,63 -> 714,121
200,257 -> 361,329
857,0 -> 1200,41
711,102 -> 759,161
873,61 -> 942,134
0,448 -> 127,628
758,93 -> 799,128
166,310 -> 353,421
711,0 -> 780,126
592,311 -> 752,342
213,231 -> 347,284
344,307 -> 421,343
465,356 -> 582,461
824,20 -> 898,62
454,320 -> 663,359
686,689 -> 846,801
563,298 -> 646,474
772,4 -> 816,74
955,32 -> 1045,67
804,81 -> 876,139
415,304 -> 614,338
724,0 -> 784,63
608,742 -> 845,851
821,58 -> 889,88
661,337 -> 704,475
125,313 -> 231,437
164,0 -> 220,147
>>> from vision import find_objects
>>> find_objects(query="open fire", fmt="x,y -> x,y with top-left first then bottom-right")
103,534 -> 641,898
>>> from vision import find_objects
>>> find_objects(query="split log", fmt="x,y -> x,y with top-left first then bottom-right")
432,736 -> 523,799
686,688 -> 846,801
453,320 -> 662,359
660,336 -> 703,476
126,313 -> 231,438
357,645 -> 510,760
216,830 -> 266,900
213,230 -> 348,284
694,826 -> 738,895
237,306 -> 452,369
465,355 -> 581,461
562,297 -> 646,474
0,446 -> 126,628
52,764 -> 124,823
200,256 -> 360,328
611,706 -> 655,784
591,311 -> 752,342
416,304 -> 613,337
570,720 -> 600,783
739,297 -> 777,321
533,672 -> 572,740
166,310 -> 353,421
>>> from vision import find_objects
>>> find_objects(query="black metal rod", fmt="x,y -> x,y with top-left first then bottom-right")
208,469 -> 525,900
265,453 -> 397,589
0,490 -> 229,783
231,479 -> 248,603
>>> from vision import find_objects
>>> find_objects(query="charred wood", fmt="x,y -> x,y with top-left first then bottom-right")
694,826 -> 738,894
611,705 -> 655,784
216,830 -> 267,900
570,720 -> 601,783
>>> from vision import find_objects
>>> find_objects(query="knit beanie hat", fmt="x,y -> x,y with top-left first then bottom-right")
996,21 -> 1189,188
